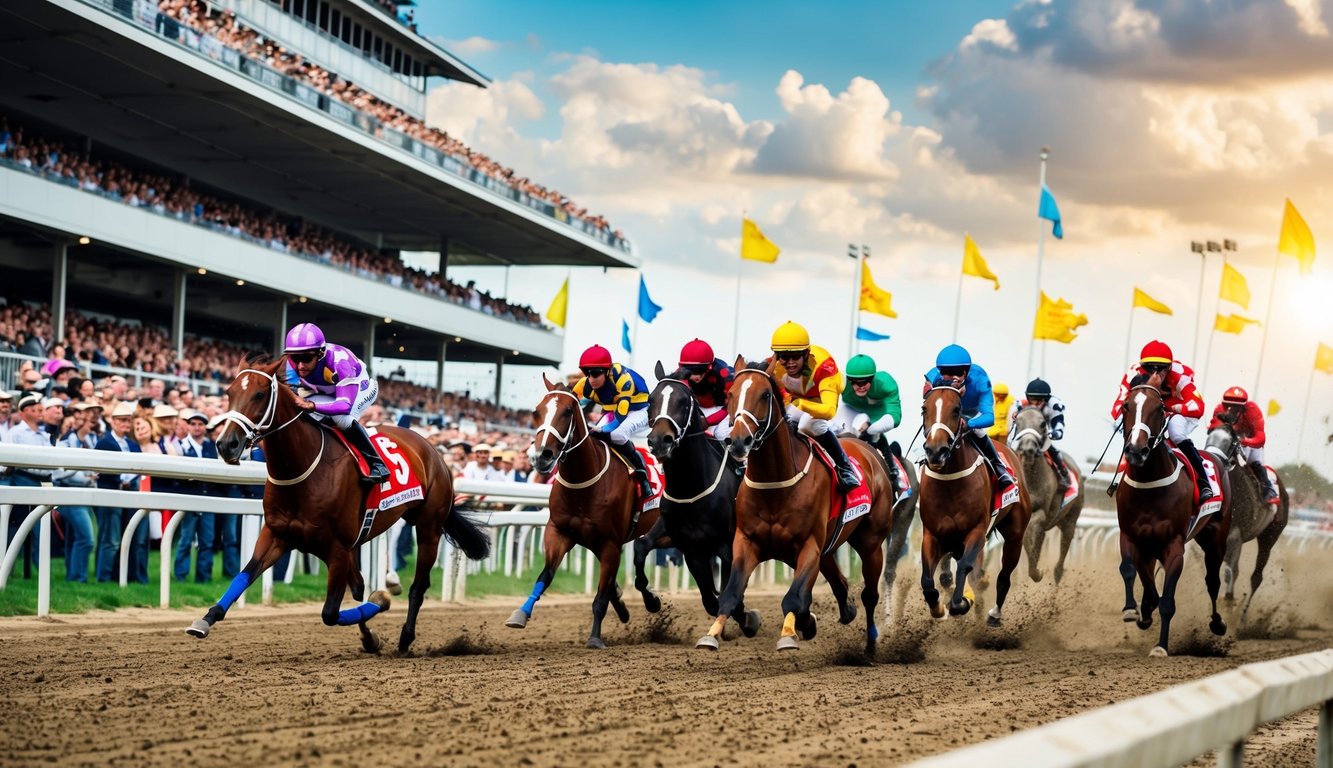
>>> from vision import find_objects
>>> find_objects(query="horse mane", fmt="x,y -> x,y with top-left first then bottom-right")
237,353 -> 281,375
1128,372 -> 1151,388
743,361 -> 768,371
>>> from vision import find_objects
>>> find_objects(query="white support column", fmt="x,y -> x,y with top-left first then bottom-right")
436,339 -> 448,398
494,353 -> 504,406
52,244 -> 68,344
365,320 -> 376,375
273,299 -> 288,354
171,269 -> 188,363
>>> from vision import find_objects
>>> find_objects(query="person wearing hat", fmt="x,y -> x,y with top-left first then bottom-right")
172,409 -> 220,583
40,397 -> 66,446
0,390 -> 13,443
463,443 -> 505,482
1009,378 -> 1071,495
5,393 -> 56,575
768,321 -> 860,491
1208,386 -> 1279,503
1112,340 -> 1211,503
923,343 -> 1016,494
94,401 -> 147,583
53,402 -> 100,583
987,383 -> 1013,443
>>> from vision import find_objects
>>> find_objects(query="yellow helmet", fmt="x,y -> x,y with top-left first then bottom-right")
770,321 -> 811,352
993,382 -> 1010,396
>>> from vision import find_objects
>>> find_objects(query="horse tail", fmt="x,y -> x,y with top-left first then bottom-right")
444,511 -> 492,561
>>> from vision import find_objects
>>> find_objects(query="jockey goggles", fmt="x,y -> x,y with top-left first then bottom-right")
682,363 -> 709,376
581,367 -> 608,378
774,350 -> 805,362
289,351 -> 320,364
1141,362 -> 1169,375
848,376 -> 873,387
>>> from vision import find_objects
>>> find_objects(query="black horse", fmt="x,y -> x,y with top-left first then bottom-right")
633,364 -> 760,638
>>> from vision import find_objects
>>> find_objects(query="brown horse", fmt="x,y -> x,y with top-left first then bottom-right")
187,357 -> 491,654
918,385 -> 1030,625
505,376 -> 659,649
696,364 -> 896,654
1116,376 -> 1230,656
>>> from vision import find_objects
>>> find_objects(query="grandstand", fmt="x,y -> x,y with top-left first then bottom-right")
0,0 -> 637,414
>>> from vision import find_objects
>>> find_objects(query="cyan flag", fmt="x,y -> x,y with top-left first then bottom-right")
855,327 -> 891,342
621,319 -> 632,353
637,276 -> 663,323
1039,184 -> 1064,239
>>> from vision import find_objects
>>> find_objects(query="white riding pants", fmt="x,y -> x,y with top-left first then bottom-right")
1239,444 -> 1263,464
833,402 -> 895,437
701,405 -> 732,440
1166,414 -> 1199,444
608,408 -> 649,445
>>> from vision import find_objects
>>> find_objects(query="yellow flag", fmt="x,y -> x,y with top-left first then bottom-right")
961,233 -> 999,290
1266,399 -> 1281,417
1277,198 -> 1315,275
741,218 -> 781,263
1032,291 -> 1089,343
859,259 -> 898,318
1316,342 -> 1333,374
545,276 -> 569,328
1213,313 -> 1261,334
1131,287 -> 1172,315
1218,261 -> 1251,309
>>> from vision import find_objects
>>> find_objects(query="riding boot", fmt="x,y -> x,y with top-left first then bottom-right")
968,432 -> 1015,491
873,434 -> 901,489
1046,444 -> 1071,495
612,440 -> 653,499
1176,439 -> 1214,503
344,422 -> 389,483
1249,460 -> 1279,503
815,431 -> 860,492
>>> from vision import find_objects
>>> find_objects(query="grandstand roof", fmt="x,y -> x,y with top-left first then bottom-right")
340,0 -> 490,87
0,0 -> 637,270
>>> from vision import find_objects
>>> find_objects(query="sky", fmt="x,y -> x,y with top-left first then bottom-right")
408,0 -> 1333,471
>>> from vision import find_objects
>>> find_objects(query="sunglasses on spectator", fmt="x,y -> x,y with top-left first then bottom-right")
774,351 -> 805,362
848,377 -> 873,387
289,352 -> 318,364
581,367 -> 608,378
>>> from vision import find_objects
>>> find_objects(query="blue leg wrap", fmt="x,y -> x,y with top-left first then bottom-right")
336,601 -> 384,626
867,624 -> 879,642
217,572 -> 252,611
520,581 -> 547,617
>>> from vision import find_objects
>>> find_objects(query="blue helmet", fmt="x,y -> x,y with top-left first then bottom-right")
935,344 -> 972,368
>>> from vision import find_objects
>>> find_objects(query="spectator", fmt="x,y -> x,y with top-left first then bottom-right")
462,443 -> 505,482
0,390 -> 12,442
95,401 -> 146,583
172,409 -> 218,583
53,403 -> 99,582
40,397 -> 65,445
7,393 -> 56,577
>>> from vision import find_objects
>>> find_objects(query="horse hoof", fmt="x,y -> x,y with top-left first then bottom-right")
695,635 -> 720,651
741,610 -> 761,638
368,590 -> 392,611
799,613 -> 818,641
930,605 -> 946,620
986,615 -> 1002,628
1149,646 -> 1168,658
586,637 -> 607,650
1136,619 -> 1153,631
949,598 -> 972,617
504,609 -> 529,629
776,636 -> 800,652
1210,618 -> 1228,636
1053,568 -> 1064,584
184,619 -> 211,639
643,593 -> 662,614
361,632 -> 383,654
1122,609 -> 1138,623
1030,570 -> 1044,583
939,573 -> 954,589
838,603 -> 857,625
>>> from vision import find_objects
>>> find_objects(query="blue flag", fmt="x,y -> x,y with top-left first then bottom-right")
637,276 -> 663,323
1039,184 -> 1063,239
621,319 -> 632,353
855,327 -> 891,342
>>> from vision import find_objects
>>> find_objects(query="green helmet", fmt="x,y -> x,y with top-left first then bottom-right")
845,354 -> 877,379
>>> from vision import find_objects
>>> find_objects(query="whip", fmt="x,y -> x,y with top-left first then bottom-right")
1093,419 -> 1125,496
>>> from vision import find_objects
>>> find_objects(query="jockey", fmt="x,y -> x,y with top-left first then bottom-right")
835,354 -> 903,489
282,322 -> 388,483
1010,378 -> 1071,495
677,338 -> 734,440
923,344 -> 1016,494
1111,340 -> 1212,503
987,382 -> 1013,440
571,344 -> 652,498
768,321 -> 859,491
1209,386 -> 1279,503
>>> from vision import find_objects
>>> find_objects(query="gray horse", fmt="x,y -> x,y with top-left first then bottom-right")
1204,425 -> 1289,623
1010,406 -> 1084,584
878,447 -> 921,624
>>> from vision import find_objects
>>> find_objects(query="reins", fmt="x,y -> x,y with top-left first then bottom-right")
214,367 -> 322,485
535,389 -> 611,489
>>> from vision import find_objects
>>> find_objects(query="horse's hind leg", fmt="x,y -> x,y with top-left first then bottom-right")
881,501 -> 914,624
398,522 -> 440,654
1241,519 -> 1285,624
1024,511 -> 1049,583
1151,540 -> 1185,656
1222,527 -> 1242,604
988,514 -> 1027,627
818,553 -> 857,626
1118,535 -> 1139,622
344,552 -> 390,654
938,554 -> 954,589
633,518 -> 668,613
507,527 -> 572,629
684,552 -> 719,616
1201,524 -> 1227,637
187,526 -> 286,638
780,539 -> 823,650
586,543 -> 624,650
1053,512 -> 1077,585
855,538 -> 885,656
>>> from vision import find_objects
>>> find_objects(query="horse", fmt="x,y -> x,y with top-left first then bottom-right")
506,375 -> 660,649
696,363 -> 896,655
631,364 -> 760,637
875,442 -> 920,625
1204,423 -> 1289,624
188,357 -> 492,654
1010,405 -> 1085,584
918,384 -> 1031,626
1115,375 -> 1230,656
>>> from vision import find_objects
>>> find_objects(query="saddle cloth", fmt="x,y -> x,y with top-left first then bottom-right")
1173,444 -> 1225,539
329,427 -> 424,514
1264,465 -> 1281,506
889,453 -> 913,500
808,438 -> 873,524
605,445 -> 665,514
1043,451 -> 1080,508
990,450 -> 1022,514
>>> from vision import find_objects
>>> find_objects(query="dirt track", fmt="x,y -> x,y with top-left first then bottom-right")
1,543 -> 1329,767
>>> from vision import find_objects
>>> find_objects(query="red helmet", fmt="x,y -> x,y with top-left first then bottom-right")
1139,340 -> 1173,365
1222,386 -> 1248,404
679,339 -> 714,367
578,344 -> 613,369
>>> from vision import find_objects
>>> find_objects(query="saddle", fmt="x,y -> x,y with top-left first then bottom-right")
806,436 -> 873,555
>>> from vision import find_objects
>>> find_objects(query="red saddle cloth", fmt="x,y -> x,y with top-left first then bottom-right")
329,427 -> 424,513
990,450 -> 1021,513
1044,452 -> 1080,507
633,446 -> 665,511
808,438 -> 873,523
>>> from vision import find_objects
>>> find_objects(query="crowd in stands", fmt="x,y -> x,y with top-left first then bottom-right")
154,0 -> 625,244
366,0 -> 417,30
0,115 -> 547,329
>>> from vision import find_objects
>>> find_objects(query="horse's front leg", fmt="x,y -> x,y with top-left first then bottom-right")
988,509 -> 1028,627
506,525 -> 572,629
779,538 -> 824,651
1118,535 -> 1139,622
633,517 -> 669,613
1150,540 -> 1184,657
1053,512 -> 1077,585
186,525 -> 287,638
950,528 -> 985,617
881,499 -> 915,624
1201,521 -> 1228,638
587,542 -> 625,650
697,534 -> 758,650
1221,526 -> 1242,603
1024,509 -> 1049,583
920,530 -> 945,619
1242,518 -> 1285,624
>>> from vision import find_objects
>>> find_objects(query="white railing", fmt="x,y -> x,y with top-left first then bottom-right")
908,648 -> 1333,768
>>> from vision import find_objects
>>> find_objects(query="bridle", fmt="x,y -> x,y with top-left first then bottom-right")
729,370 -> 781,450
533,389 -> 608,489
214,367 -> 320,486
922,386 -> 968,462
1123,384 -> 1169,455
1011,405 -> 1051,452
650,378 -> 704,442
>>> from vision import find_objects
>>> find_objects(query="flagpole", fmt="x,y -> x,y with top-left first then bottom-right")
1123,303 -> 1136,372
1202,259 -> 1223,392
731,255 -> 744,357
1252,249 -> 1282,395
1296,361 -> 1316,463
848,245 -> 864,362
951,264 -> 964,344
1027,147 -> 1049,381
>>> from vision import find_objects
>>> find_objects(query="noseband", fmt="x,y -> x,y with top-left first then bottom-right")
650,379 -> 701,441
729,371 -> 780,449
533,389 -> 591,466
1124,384 -> 1168,454
923,386 -> 967,459
215,368 -> 305,448
1011,407 -> 1050,451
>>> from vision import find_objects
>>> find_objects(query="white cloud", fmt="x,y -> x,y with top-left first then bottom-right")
444,36 -> 500,56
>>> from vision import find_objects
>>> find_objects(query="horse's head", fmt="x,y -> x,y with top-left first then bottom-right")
1011,405 -> 1049,461
1205,422 -> 1237,465
725,365 -> 778,463
530,373 -> 586,475
214,356 -> 289,464
1122,375 -> 1166,467
647,361 -> 699,462
921,385 -> 965,470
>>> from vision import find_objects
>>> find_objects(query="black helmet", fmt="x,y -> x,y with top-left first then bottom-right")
1025,378 -> 1052,399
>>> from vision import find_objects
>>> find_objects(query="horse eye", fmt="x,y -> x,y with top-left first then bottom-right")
760,391 -> 770,401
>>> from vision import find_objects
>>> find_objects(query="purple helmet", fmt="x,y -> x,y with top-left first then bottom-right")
283,323 -> 326,354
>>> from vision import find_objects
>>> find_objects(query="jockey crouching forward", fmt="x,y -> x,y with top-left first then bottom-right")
678,338 -> 735,440
1111,340 -> 1212,503
767,321 -> 859,492
572,344 -> 653,498
1210,386 -> 1279,503
282,322 -> 388,483
1009,378 -> 1070,495
923,344 -> 1016,494
835,354 -> 903,489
